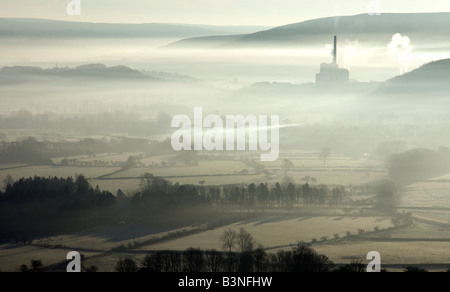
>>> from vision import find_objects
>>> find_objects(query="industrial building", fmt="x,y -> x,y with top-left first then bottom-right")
316,36 -> 350,83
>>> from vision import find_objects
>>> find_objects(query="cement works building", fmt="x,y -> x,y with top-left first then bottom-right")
316,36 -> 350,83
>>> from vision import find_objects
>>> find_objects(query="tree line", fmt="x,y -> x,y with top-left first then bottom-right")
203,182 -> 345,210
0,175 -> 115,239
0,137 -> 151,165
0,173 -> 375,241
388,147 -> 450,186
115,243 -> 336,273
0,174 -> 213,240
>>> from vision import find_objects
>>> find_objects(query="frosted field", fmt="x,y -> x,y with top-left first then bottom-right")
52,153 -> 146,164
0,244 -> 99,272
143,215 -> 393,251
313,241 -> 450,268
0,152 -> 386,194
0,166 -> 118,181
400,175 -> 450,209
0,225 -> 191,272
2,154 -> 450,271
107,160 -> 249,178
398,172 -> 450,227
161,175 -> 269,186
30,226 -> 187,251
0,164 -> 28,170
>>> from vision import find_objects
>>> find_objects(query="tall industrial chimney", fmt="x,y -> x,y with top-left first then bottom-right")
333,36 -> 337,64
315,35 -> 349,83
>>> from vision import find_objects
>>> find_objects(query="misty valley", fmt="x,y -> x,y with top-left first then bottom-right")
1,13 -> 450,273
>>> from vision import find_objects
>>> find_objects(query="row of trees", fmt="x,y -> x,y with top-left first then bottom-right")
0,172 -> 385,240
116,252 -> 450,273
115,243 -> 336,273
0,173 -> 215,239
203,182 -> 345,209
0,137 -> 151,165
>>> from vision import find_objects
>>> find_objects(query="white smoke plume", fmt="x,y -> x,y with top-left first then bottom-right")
343,40 -> 359,71
325,44 -> 333,59
387,33 -> 413,75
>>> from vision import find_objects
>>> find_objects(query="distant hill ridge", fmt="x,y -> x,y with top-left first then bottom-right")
0,64 -> 201,84
167,12 -> 450,48
388,58 -> 450,83
1,64 -> 150,80
0,18 -> 270,39
373,58 -> 450,95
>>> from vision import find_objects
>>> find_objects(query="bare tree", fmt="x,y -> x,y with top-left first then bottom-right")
237,228 -> 256,252
165,251 -> 182,272
290,242 -> 335,272
20,264 -> 28,273
319,147 -> 331,165
254,247 -> 268,272
31,260 -> 43,271
141,252 -> 164,272
183,248 -> 204,273
115,257 -> 138,272
273,250 -> 292,272
139,173 -> 169,193
281,159 -> 295,175
334,259 -> 366,272
205,250 -> 224,272
3,174 -> 14,190
220,229 -> 237,252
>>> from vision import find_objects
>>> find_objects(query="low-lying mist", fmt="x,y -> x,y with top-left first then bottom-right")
3,36 -> 450,82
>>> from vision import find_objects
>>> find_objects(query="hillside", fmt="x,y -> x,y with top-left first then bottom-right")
0,64 -> 154,83
0,18 -> 270,39
168,13 -> 450,48
388,58 -> 450,84
373,58 -> 450,95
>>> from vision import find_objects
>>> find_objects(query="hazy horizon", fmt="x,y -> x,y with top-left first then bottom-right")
0,0 -> 449,26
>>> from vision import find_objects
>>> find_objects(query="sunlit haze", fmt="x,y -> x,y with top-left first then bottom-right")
0,0 -> 448,25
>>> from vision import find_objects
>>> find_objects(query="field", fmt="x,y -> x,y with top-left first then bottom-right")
143,215 -> 392,251
0,244 -> 100,272
0,151 -> 386,194
1,150 -> 450,272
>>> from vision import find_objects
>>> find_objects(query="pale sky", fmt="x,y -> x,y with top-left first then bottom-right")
0,0 -> 449,26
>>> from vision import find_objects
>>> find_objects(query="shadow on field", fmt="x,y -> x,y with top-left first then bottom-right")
77,226 -> 170,243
